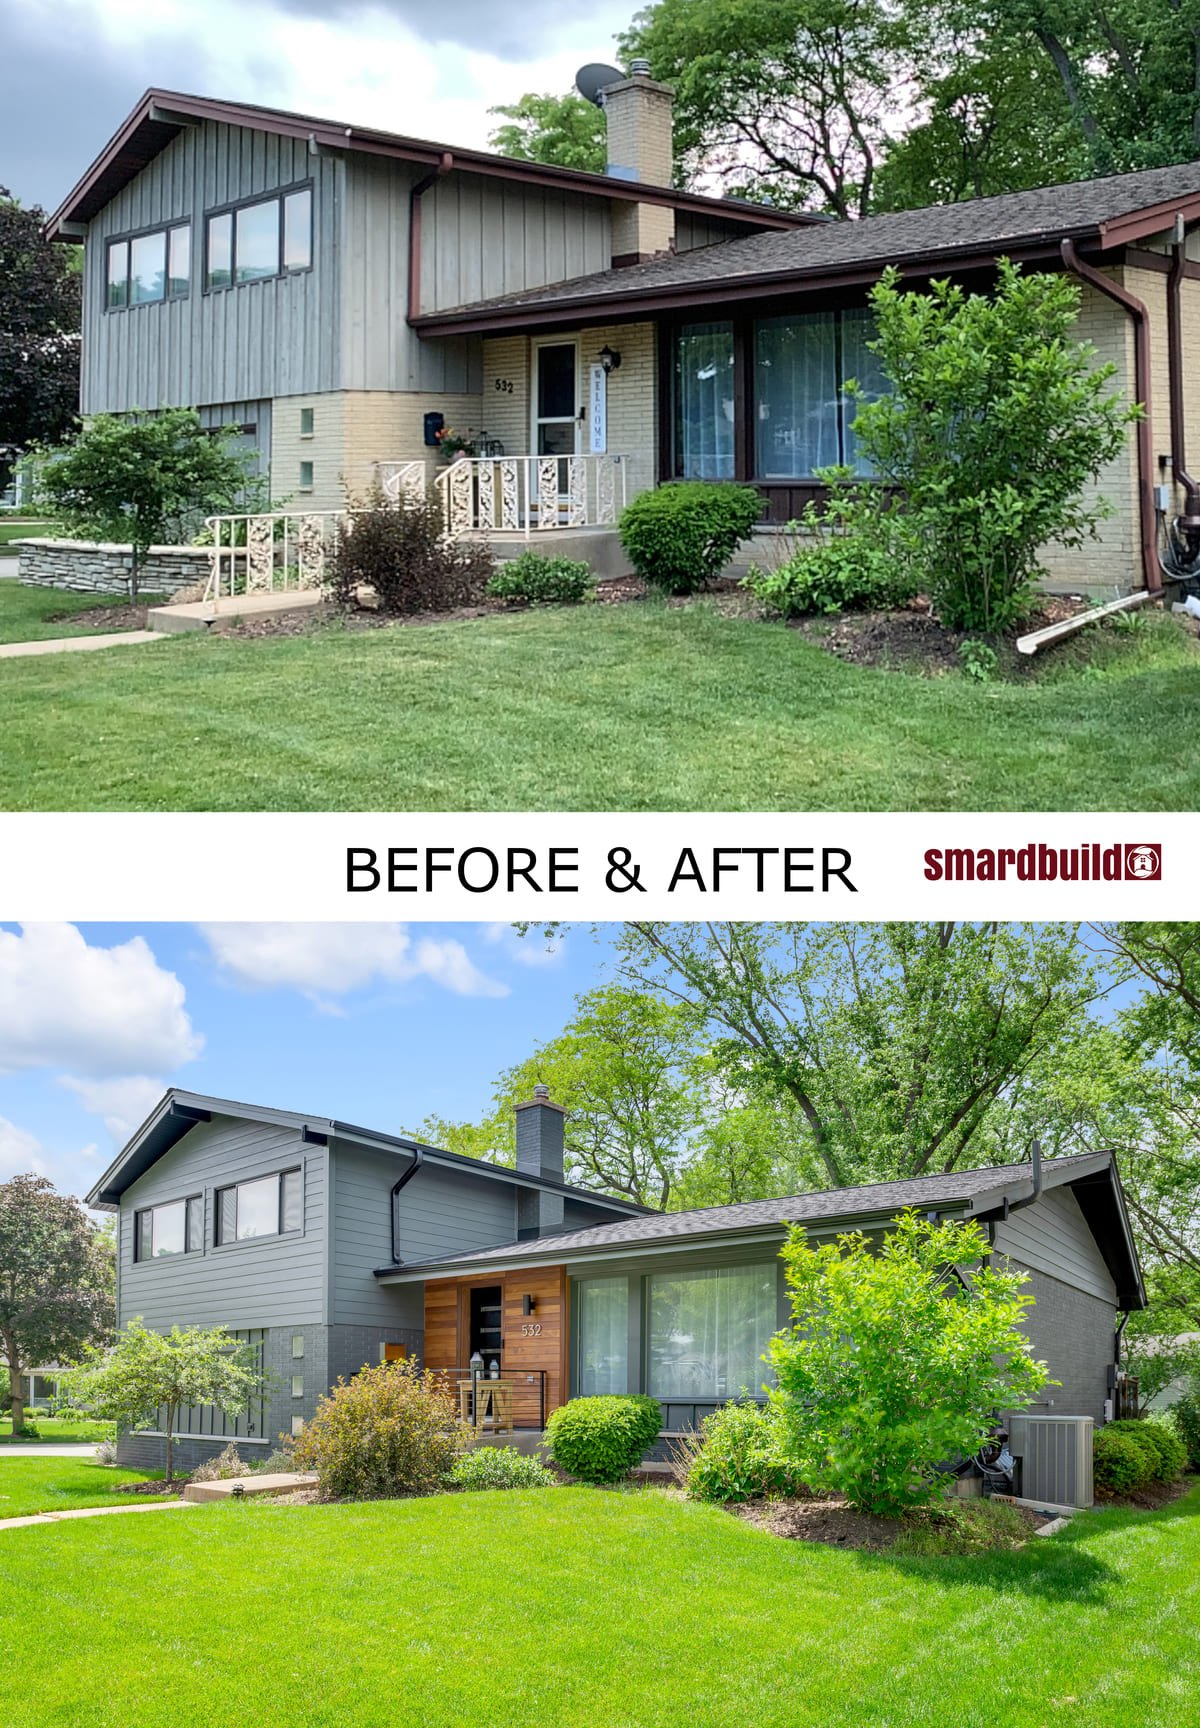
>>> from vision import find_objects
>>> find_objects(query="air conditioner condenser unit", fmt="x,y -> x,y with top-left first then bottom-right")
1007,1414 -> 1094,1508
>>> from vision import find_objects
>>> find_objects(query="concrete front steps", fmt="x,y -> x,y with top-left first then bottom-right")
183,1471 -> 318,1503
148,590 -> 323,633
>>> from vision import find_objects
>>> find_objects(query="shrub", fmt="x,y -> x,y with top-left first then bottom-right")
768,1212 -> 1051,1517
1093,1426 -> 1148,1495
745,472 -> 913,618
850,261 -> 1137,632
543,1395 -> 662,1484
94,1439 -> 117,1466
1171,1389 -> 1200,1470
291,1358 -> 460,1502
681,1399 -> 810,1504
486,551 -> 594,606
328,487 -> 493,614
446,1446 -> 558,1491
190,1441 -> 252,1483
618,481 -> 762,594
1103,1417 -> 1185,1484
255,1446 -> 295,1474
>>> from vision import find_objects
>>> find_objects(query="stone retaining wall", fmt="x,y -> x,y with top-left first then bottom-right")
14,538 -> 211,596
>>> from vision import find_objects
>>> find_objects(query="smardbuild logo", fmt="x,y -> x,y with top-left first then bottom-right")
924,842 -> 1162,883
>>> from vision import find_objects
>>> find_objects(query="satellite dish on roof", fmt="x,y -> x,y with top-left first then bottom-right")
576,63 -> 626,107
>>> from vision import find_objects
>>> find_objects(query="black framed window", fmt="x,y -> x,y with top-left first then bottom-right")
753,308 -> 885,478
205,185 -> 312,291
106,222 -> 190,310
215,1168 -> 303,1244
135,1196 -> 203,1260
674,320 -> 735,480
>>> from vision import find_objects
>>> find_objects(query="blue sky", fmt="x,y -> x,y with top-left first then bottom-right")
0,921 -> 619,1203
2,0 -> 634,208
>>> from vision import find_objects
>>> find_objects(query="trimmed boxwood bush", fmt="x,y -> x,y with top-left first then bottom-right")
543,1395 -> 662,1484
1094,1418 -> 1187,1495
681,1399 -> 810,1504
445,1446 -> 558,1491
486,552 -> 594,605
618,481 -> 762,594
291,1358 -> 459,1501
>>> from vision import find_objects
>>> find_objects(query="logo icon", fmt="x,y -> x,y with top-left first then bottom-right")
1125,844 -> 1162,881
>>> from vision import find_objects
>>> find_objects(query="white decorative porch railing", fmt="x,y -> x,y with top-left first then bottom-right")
202,510 -> 349,605
435,454 -> 629,539
374,459 -> 428,505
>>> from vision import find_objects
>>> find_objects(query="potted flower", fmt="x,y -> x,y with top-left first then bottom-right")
435,426 -> 477,461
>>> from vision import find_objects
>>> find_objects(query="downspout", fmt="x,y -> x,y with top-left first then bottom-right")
1166,229 -> 1200,568
1060,238 -> 1162,594
408,152 -> 453,323
390,1148 -> 425,1265
1005,1137 -> 1044,1217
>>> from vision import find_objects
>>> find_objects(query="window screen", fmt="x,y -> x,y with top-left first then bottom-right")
283,188 -> 312,271
106,240 -> 129,309
754,313 -> 839,478
648,1265 -> 778,1401
576,1277 -> 629,1396
129,230 -> 166,305
675,322 -> 735,479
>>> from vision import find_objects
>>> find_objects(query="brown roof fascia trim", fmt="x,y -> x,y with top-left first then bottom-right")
410,237 -> 1091,334
45,88 -> 810,237
1122,245 -> 1200,279
1098,195 -> 1200,249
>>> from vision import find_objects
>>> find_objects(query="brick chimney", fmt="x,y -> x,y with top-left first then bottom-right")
515,1082 -> 566,1238
602,61 -> 675,264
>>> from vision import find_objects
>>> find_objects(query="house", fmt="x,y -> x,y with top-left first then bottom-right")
42,73 -> 1200,597
85,1082 -> 1145,1474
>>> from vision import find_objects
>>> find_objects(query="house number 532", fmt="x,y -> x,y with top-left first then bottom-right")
494,377 -> 515,393
521,1321 -> 542,1336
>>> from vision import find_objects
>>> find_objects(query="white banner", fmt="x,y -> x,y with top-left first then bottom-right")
0,812 -> 1193,920
588,364 -> 607,454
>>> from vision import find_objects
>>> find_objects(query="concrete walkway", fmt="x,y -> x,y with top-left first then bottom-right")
0,1499 -> 197,1533
0,1443 -> 100,1457
0,629 -> 167,659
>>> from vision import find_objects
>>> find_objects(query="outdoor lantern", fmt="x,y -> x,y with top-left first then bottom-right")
599,345 -> 622,374
522,1293 -> 537,1316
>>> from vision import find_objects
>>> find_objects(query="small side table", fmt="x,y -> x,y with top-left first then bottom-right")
460,1378 -> 513,1432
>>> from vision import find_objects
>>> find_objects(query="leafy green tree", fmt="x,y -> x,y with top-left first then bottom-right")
488,92 -> 608,172
622,0 -> 918,215
610,922 -> 1108,1187
768,1212 -> 1051,1514
849,262 -> 1136,630
61,1318 -> 262,1482
36,408 -> 254,600
0,189 -> 80,454
0,1175 -> 114,1437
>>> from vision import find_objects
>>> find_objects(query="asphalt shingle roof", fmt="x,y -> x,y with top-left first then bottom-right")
384,1152 -> 1110,1271
422,160 -> 1200,322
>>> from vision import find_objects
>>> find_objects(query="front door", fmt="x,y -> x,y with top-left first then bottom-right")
532,341 -> 580,525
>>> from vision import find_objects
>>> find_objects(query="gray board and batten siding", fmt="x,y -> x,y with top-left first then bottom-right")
81,123 -> 341,416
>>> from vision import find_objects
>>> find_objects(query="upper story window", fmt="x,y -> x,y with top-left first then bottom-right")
106,222 -> 191,310
215,1168 -> 303,1244
204,186 -> 312,292
135,1196 -> 203,1261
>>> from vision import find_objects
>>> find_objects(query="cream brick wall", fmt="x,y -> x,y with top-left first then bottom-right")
480,322 -> 657,500
603,77 -> 675,259
270,387 -> 484,506
1037,275 -> 1140,594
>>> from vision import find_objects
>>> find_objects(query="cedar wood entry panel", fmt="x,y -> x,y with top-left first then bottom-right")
423,1265 -> 569,1426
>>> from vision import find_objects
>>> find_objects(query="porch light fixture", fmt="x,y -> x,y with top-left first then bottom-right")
522,1294 -> 537,1316
599,345 -> 621,374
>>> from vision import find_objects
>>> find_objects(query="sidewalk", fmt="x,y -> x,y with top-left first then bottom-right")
0,630 -> 167,659
0,1500 -> 197,1532
0,1443 -> 100,1457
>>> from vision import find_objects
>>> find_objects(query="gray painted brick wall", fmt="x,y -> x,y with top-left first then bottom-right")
1012,1268 -> 1116,1424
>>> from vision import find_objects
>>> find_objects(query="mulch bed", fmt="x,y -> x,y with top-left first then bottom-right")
790,593 -> 1095,676
115,1477 -> 191,1497
47,604 -> 155,632
1095,1474 -> 1194,1511
735,1494 -> 1044,1550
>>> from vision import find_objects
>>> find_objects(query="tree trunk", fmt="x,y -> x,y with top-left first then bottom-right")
129,543 -> 142,606
4,1341 -> 26,1436
163,1400 -> 175,1483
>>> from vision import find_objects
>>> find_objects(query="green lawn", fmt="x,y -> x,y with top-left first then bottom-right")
0,1416 -> 115,1443
0,595 -> 1197,810
0,1457 -> 167,1519
0,518 -> 61,557
0,1484 -> 1195,1726
0,583 -> 140,642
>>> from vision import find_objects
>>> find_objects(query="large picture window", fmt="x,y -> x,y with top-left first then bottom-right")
648,1265 -> 778,1401
675,320 -> 735,480
205,186 -> 312,291
754,308 -> 886,477
135,1196 -> 203,1260
576,1277 -> 629,1396
216,1168 -> 303,1244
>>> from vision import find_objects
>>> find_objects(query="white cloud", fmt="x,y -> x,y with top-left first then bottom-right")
0,1116 -> 48,1179
58,1075 -> 166,1143
199,923 -> 509,999
0,925 -> 203,1078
